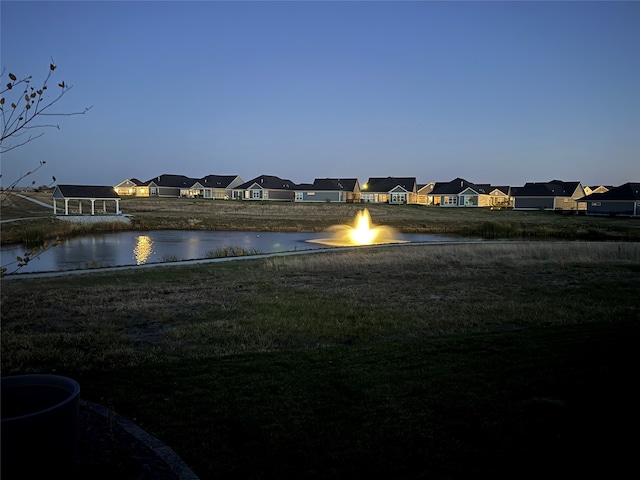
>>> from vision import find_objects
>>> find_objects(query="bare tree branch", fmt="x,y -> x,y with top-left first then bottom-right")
0,132 -> 46,154
0,63 -> 91,154
0,62 -> 88,275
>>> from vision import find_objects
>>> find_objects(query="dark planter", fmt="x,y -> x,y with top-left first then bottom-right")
1,374 -> 81,479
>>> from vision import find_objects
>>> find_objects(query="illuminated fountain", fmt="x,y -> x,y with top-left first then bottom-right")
308,208 -> 406,247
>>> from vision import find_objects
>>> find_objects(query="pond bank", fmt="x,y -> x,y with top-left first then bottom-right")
56,215 -> 132,224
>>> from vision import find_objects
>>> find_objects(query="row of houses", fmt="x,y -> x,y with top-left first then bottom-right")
110,174 -> 639,216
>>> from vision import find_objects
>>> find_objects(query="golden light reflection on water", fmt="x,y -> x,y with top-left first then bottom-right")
133,235 -> 154,265
308,209 -> 405,247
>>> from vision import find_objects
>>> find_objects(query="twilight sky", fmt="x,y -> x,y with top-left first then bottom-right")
1,0 -> 639,188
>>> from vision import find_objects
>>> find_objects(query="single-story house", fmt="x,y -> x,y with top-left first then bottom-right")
232,175 -> 297,201
187,175 -> 244,199
428,178 -> 480,207
426,178 -> 510,207
114,178 -> 148,197
510,181 -> 585,211
118,174 -> 244,198
52,184 -> 121,215
146,174 -> 199,197
581,183 -> 640,217
293,178 -> 361,203
362,177 -> 418,204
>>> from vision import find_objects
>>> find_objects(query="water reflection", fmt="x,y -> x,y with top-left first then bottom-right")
133,235 -> 154,265
1,230 -> 472,274
308,209 -> 405,247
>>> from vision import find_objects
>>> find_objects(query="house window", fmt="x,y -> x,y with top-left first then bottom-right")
592,202 -> 601,207
444,196 -> 457,205
150,187 -> 158,196
391,193 -> 405,203
295,192 -> 303,201
251,189 -> 261,199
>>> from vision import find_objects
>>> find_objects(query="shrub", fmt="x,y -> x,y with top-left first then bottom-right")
205,246 -> 260,258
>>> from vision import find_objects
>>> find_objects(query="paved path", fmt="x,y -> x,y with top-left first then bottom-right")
10,192 -> 55,209
1,192 -> 55,223
1,240 -> 489,281
0,216 -> 53,223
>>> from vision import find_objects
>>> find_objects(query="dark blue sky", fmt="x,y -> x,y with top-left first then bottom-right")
2,1 -> 638,188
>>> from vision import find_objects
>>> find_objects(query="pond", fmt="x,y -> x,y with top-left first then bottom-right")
1,230 -> 473,274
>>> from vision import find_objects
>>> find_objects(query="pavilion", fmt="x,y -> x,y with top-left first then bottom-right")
52,185 -> 121,215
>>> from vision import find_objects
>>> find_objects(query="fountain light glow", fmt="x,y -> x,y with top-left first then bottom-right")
308,209 -> 406,247
133,235 -> 154,264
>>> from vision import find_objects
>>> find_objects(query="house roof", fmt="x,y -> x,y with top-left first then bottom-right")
428,178 -> 510,196
295,178 -> 358,191
114,178 -> 143,188
146,174 -> 198,188
430,178 -> 482,195
582,183 -> 640,201
235,175 -> 296,190
198,175 -> 240,188
489,186 -> 510,195
365,177 -> 417,193
472,184 -> 511,195
511,181 -> 581,197
53,185 -> 120,199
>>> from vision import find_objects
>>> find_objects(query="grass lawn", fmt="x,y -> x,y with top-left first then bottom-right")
2,194 -> 640,245
2,242 -> 639,478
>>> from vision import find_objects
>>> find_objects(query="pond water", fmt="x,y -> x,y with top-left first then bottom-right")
1,230 -> 471,274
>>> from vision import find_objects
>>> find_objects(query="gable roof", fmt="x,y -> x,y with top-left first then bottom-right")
235,175 -> 296,190
199,175 -> 241,188
296,178 -> 359,191
430,178 -> 480,195
146,174 -> 198,188
114,178 -> 141,188
511,181 -> 582,197
487,185 -> 510,195
582,183 -> 640,201
417,183 -> 435,194
53,185 -> 120,199
428,179 -> 510,196
365,177 -> 417,193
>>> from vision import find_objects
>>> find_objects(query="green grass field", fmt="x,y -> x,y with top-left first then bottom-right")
2,242 -> 638,478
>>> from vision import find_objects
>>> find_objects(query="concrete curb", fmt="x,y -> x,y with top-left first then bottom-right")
81,400 -> 199,480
